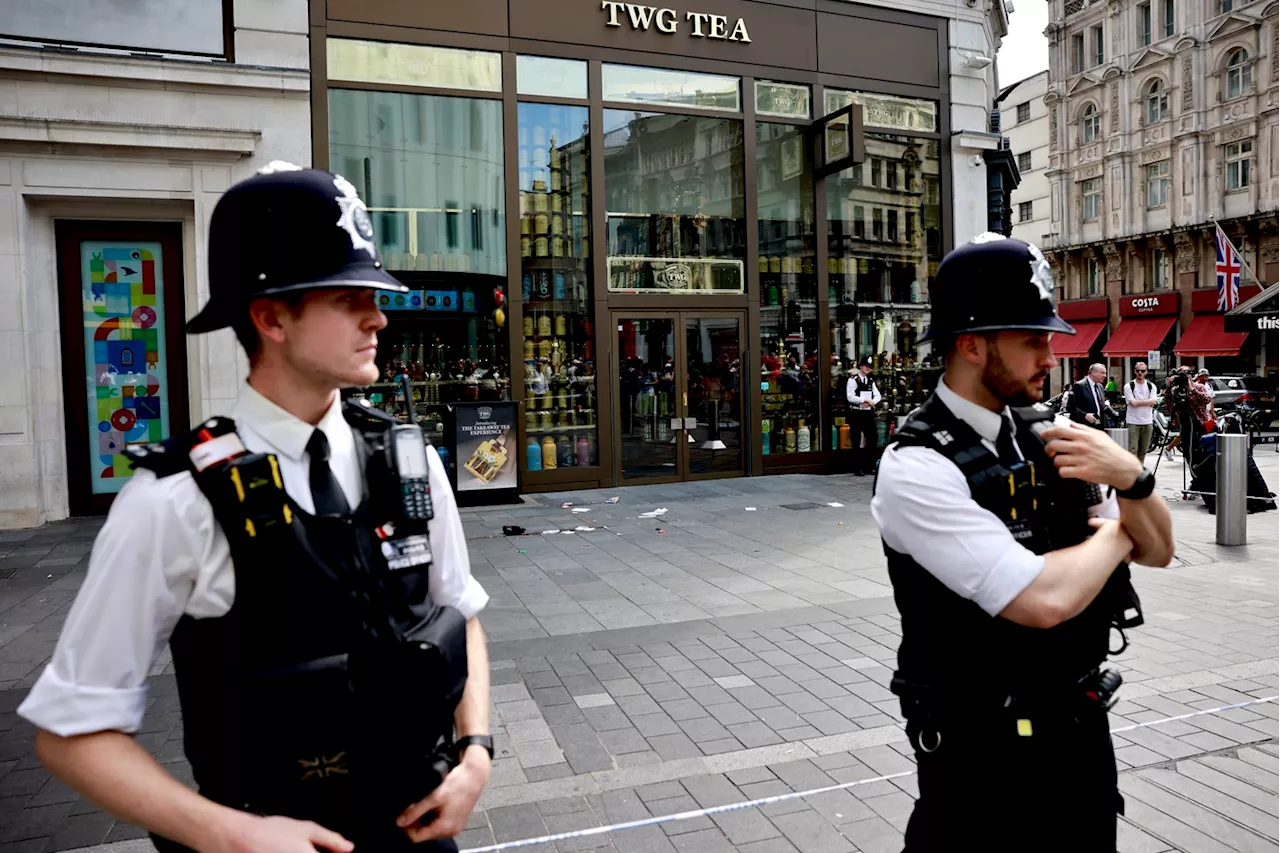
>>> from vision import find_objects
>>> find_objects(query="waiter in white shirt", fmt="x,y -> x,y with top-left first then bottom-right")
18,164 -> 492,853
845,355 -> 882,475
871,233 -> 1174,852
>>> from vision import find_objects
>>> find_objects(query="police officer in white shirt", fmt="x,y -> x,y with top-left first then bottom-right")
845,355 -> 882,475
18,164 -> 492,853
871,234 -> 1174,852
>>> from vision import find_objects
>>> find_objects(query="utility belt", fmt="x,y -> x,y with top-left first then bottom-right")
183,416 -> 469,827
891,668 -> 1123,751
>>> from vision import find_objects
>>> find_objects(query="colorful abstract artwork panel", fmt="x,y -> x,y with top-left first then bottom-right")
80,242 -> 169,494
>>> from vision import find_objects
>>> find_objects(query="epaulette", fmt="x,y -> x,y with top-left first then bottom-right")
342,397 -> 401,431
123,433 -> 194,478
1011,401 -> 1055,426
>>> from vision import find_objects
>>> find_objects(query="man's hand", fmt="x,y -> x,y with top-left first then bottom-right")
1085,413 -> 1098,424
860,401 -> 873,409
396,747 -> 492,842
214,813 -> 353,853
1041,421 -> 1143,490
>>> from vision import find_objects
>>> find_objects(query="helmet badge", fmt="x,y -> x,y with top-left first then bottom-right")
1026,242 -> 1054,304
333,174 -> 377,259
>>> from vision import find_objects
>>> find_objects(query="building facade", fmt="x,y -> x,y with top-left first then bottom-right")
0,0 -> 311,527
1041,0 -> 1278,391
311,0 -> 1013,499
1001,70 -> 1053,244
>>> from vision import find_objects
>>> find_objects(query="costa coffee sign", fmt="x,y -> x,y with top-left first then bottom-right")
1120,291 -> 1179,317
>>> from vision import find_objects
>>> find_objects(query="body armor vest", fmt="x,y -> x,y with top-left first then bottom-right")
127,401 -> 468,849
875,395 -> 1142,710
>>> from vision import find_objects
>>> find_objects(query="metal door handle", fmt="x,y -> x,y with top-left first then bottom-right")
671,417 -> 684,431
683,417 -> 697,429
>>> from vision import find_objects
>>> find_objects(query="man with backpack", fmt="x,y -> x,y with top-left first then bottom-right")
1123,362 -> 1159,464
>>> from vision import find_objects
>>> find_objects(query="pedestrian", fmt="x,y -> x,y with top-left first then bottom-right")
1123,361 -> 1159,465
1068,362 -> 1109,428
1185,367 -> 1216,469
870,233 -> 1174,852
17,163 -> 493,853
845,355 -> 882,475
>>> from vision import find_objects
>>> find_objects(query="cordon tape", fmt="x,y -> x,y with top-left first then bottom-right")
460,694 -> 1280,853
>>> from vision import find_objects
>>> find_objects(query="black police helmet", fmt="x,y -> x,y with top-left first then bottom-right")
857,355 -> 875,369
921,233 -> 1075,342
187,162 -> 408,334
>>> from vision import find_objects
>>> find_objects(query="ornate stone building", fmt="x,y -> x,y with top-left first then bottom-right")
1040,0 -> 1278,386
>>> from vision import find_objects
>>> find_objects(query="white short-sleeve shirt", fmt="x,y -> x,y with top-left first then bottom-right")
18,383 -> 488,737
871,379 -> 1118,618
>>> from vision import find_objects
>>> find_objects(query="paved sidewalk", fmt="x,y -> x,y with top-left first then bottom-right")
0,447 -> 1275,853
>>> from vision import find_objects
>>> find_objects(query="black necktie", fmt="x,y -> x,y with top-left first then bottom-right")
995,414 -> 1021,466
1094,383 -> 1104,414
307,429 -> 350,516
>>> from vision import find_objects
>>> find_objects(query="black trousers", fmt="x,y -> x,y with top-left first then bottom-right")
852,411 -> 879,474
901,706 -> 1120,853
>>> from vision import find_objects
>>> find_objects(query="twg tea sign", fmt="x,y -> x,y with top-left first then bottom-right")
600,1 -> 752,42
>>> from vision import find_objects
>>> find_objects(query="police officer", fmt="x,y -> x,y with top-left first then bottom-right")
870,234 -> 1175,852
18,163 -> 493,853
845,355 -> 882,475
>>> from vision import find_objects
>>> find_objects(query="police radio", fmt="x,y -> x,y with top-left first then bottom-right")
391,373 -> 434,524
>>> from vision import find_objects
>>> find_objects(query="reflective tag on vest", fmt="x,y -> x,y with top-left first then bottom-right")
1016,718 -> 1033,737
380,534 -> 433,571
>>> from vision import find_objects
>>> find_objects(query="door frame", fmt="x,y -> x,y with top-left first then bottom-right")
55,220 -> 190,516
610,308 -> 747,486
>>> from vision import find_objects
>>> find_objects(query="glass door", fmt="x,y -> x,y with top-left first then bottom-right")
614,312 -> 744,483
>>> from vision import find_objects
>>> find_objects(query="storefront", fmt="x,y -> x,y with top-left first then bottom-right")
1175,286 -> 1264,375
312,0 -> 952,497
1102,292 -> 1180,385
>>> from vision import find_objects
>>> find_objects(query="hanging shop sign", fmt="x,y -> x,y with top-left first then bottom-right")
600,1 -> 751,42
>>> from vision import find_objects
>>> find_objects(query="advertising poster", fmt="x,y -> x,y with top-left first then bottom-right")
454,402 -> 518,492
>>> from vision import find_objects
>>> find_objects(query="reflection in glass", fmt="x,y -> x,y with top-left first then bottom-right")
517,103 -> 598,471
756,123 -> 819,455
756,81 -> 810,119
329,88 -> 510,446
603,110 -> 746,293
602,64 -> 741,112
327,39 -> 502,92
824,88 -> 938,133
517,56 -> 588,100
827,131 -> 943,450
617,318 -> 677,479
685,317 -> 743,474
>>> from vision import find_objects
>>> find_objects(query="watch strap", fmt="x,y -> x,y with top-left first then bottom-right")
1115,469 -> 1155,500
453,734 -> 494,760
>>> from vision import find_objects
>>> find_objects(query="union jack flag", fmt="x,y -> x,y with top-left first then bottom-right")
1215,224 -> 1242,311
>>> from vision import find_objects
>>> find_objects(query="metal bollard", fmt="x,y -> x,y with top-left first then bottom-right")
1216,434 -> 1248,546
1106,427 -> 1128,449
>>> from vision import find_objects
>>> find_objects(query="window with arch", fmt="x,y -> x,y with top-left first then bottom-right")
1226,49 -> 1251,99
1082,104 -> 1101,142
1146,80 -> 1169,123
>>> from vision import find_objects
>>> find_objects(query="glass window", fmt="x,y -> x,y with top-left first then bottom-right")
1017,151 -> 1033,172
327,39 -> 502,93
1147,160 -> 1170,207
756,81 -> 811,119
1091,25 -> 1104,66
1019,200 -> 1034,221
603,109 -> 746,293
1017,102 -> 1031,123
516,103 -> 598,471
1139,3 -> 1152,44
517,56 -> 588,99
1086,257 -> 1101,295
1082,104 -> 1101,143
824,89 -> 938,133
602,64 -> 741,112
1146,80 -> 1169,123
1151,248 -> 1171,289
1226,49 -> 1251,99
1163,0 -> 1175,36
329,89 -> 510,436
1072,34 -> 1085,73
756,122 -> 818,456
827,133 -> 943,440
1226,140 -> 1252,190
1082,177 -> 1102,221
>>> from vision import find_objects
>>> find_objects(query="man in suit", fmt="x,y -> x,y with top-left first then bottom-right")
1069,362 -> 1110,428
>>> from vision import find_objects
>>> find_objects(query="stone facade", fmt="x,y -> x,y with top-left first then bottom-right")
0,0 -> 311,527
1002,70 -> 1053,244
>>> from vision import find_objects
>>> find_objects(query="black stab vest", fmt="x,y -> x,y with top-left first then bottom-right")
127,402 -> 466,848
875,395 -> 1136,707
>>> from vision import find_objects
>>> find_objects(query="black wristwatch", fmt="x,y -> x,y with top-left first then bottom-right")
452,735 -> 494,761
1115,468 -> 1155,500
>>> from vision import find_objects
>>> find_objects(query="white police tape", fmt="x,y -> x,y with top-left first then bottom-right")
459,694 -> 1279,853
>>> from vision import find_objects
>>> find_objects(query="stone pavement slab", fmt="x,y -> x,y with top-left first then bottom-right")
0,448 -> 1276,853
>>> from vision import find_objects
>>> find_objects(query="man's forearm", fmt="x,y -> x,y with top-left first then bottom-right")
35,730 -> 237,852
1119,494 -> 1175,567
1000,529 -> 1131,628
455,617 -> 490,740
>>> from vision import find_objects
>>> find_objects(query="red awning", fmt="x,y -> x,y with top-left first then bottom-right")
1101,316 -> 1177,357
1050,321 -> 1107,359
1174,313 -> 1249,357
